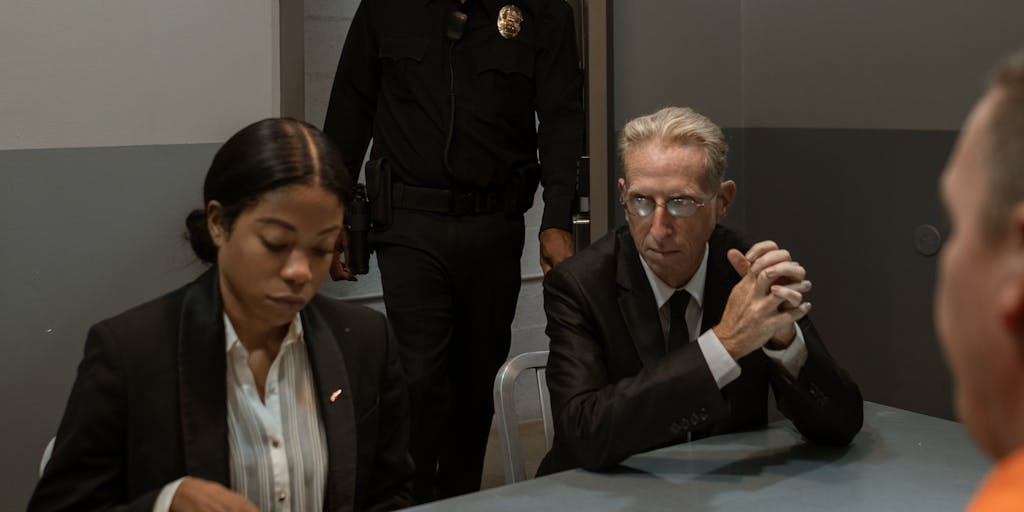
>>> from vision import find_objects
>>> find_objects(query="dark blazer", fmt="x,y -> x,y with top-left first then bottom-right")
538,226 -> 863,474
29,269 -> 414,511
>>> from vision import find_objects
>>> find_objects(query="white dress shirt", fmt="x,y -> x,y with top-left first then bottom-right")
154,314 -> 328,512
639,243 -> 808,389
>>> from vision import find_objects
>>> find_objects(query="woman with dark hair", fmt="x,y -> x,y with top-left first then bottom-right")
29,118 -> 414,511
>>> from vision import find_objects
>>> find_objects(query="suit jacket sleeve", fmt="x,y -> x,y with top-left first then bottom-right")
29,323 -> 161,512
766,317 -> 863,446
361,317 -> 415,511
544,266 -> 732,471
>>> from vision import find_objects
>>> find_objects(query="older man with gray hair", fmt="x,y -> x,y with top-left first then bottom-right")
538,106 -> 863,474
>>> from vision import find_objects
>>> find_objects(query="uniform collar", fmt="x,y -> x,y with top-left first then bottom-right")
484,0 -> 539,18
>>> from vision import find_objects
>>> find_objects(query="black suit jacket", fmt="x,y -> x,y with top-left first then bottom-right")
29,269 -> 414,511
538,226 -> 863,474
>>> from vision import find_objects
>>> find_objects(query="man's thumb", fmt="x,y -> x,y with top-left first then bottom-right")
727,248 -> 751,276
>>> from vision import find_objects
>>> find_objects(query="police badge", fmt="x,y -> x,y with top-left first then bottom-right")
497,5 -> 523,39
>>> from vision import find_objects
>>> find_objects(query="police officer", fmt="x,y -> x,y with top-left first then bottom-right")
323,0 -> 584,502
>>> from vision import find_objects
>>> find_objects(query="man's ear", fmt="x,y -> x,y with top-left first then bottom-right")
997,276 -> 1024,366
617,177 -> 627,202
1008,203 -> 1024,250
716,180 -> 737,221
999,203 -> 1024,361
206,200 -> 227,249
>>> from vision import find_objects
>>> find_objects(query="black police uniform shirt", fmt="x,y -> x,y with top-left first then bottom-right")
324,0 -> 584,232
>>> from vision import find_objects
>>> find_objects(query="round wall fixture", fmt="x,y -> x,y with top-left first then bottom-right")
914,224 -> 942,256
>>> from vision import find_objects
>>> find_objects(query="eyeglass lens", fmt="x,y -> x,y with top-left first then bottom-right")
629,197 -> 700,218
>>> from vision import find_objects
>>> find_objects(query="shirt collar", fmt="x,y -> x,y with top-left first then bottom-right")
224,313 -> 304,353
639,243 -> 709,310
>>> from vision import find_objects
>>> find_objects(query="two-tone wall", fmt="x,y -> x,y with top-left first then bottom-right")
614,0 -> 1024,419
1,2 -> 280,507
6,0 -> 1022,507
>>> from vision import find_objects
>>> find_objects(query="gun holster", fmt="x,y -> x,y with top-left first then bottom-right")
365,157 -> 393,231
506,162 -> 541,214
344,185 -> 371,275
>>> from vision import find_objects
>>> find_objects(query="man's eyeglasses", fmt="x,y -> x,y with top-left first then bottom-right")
622,194 -> 713,219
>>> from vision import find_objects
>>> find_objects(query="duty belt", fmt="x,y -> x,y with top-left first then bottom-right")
392,182 -> 509,216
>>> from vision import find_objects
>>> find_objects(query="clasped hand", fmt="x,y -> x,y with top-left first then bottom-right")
713,241 -> 812,360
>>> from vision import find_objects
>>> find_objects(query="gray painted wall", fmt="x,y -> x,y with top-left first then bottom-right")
742,128 -> 956,418
2,145 -> 212,508
613,0 -> 742,129
741,0 -> 1024,130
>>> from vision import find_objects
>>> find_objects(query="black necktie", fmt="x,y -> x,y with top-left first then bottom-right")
666,290 -> 690,352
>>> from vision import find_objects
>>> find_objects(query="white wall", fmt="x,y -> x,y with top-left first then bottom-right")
0,0 -> 280,150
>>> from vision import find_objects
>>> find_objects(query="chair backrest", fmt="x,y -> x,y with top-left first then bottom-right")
39,436 -> 55,477
492,350 -> 553,484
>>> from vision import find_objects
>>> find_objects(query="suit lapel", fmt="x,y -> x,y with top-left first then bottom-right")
615,228 -> 666,366
177,268 -> 231,485
702,226 -> 745,328
301,300 -> 357,511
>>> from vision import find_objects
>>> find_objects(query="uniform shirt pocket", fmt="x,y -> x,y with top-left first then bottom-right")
474,41 -> 535,115
378,34 -> 429,102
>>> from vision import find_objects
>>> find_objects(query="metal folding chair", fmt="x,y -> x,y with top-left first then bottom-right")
492,350 -> 554,484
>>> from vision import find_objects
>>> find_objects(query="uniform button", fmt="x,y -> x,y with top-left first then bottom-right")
271,438 -> 281,448
278,491 -> 286,502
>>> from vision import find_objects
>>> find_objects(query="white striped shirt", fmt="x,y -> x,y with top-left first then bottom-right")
154,314 -> 328,511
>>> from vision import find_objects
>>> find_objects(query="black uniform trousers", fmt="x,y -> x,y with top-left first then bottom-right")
373,208 -> 524,501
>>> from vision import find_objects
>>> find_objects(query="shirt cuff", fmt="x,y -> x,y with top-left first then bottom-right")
540,194 -> 574,233
761,323 -> 808,378
697,329 -> 742,389
153,477 -> 186,512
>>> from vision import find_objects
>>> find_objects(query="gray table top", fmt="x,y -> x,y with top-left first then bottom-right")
407,402 -> 991,511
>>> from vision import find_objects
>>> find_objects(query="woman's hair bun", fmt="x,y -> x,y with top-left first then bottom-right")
184,208 -> 217,264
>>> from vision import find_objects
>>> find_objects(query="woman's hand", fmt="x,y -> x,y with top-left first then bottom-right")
330,228 -> 358,281
170,477 -> 259,512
